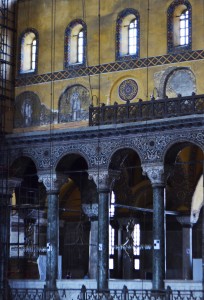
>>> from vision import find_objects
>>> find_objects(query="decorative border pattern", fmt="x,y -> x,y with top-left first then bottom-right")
167,0 -> 192,53
15,49 -> 204,87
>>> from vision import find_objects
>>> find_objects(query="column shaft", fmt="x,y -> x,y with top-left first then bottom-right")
46,193 -> 59,289
89,220 -> 98,279
153,185 -> 165,290
182,226 -> 192,279
98,191 -> 109,291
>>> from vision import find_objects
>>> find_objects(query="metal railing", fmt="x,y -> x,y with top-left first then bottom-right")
89,93 -> 204,126
2,286 -> 203,300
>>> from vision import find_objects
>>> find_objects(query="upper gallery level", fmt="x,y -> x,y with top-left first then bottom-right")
10,0 -> 204,133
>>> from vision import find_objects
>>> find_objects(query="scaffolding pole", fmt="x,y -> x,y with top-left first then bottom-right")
0,0 -> 15,298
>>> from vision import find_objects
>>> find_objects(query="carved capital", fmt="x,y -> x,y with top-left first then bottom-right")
0,177 -> 22,196
38,171 -> 67,193
82,203 -> 98,219
142,163 -> 164,186
88,169 -> 120,191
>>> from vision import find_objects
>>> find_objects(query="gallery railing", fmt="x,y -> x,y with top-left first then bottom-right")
3,286 -> 204,300
89,93 -> 204,126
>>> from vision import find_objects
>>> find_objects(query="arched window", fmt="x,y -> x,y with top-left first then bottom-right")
19,29 -> 39,74
167,1 -> 192,53
116,9 -> 140,61
64,20 -> 87,68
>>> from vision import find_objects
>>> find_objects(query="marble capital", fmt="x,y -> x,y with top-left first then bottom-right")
88,168 -> 120,191
82,203 -> 98,219
0,177 -> 22,195
142,163 -> 164,186
38,171 -> 67,193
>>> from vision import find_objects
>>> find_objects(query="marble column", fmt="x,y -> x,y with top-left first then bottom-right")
38,172 -> 67,290
142,164 -> 165,290
88,169 -> 120,292
0,177 -> 22,297
82,203 -> 98,279
177,216 -> 193,280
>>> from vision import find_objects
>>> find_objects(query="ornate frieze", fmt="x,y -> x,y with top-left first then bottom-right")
7,122 -> 204,172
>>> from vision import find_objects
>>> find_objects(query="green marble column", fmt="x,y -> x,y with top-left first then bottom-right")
38,172 -> 66,290
142,164 -> 165,290
88,169 -> 120,292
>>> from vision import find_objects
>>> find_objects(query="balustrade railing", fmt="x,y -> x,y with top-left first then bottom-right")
89,93 -> 204,126
2,286 -> 203,300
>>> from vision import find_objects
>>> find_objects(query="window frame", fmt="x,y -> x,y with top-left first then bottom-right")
18,28 -> 39,75
64,19 -> 87,68
116,8 -> 140,61
167,0 -> 192,54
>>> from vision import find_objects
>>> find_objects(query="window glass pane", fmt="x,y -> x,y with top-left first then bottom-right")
31,38 -> 36,70
109,191 -> 115,217
179,10 -> 189,46
133,224 -> 140,255
109,258 -> 114,269
77,30 -> 84,63
109,225 -> 115,255
134,259 -> 140,270
180,36 -> 185,45
180,28 -> 185,37
128,18 -> 137,55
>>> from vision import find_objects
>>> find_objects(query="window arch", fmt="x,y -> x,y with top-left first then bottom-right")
19,28 -> 39,74
64,20 -> 87,68
167,0 -> 192,53
116,8 -> 140,61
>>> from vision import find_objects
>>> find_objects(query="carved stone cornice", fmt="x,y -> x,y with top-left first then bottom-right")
6,115 -> 204,148
38,171 -> 67,193
88,169 -> 120,192
142,163 -> 164,186
0,177 -> 22,196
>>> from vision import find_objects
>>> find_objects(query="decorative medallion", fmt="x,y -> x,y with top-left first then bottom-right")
119,79 -> 138,101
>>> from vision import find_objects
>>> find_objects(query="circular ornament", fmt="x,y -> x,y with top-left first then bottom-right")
119,79 -> 138,101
